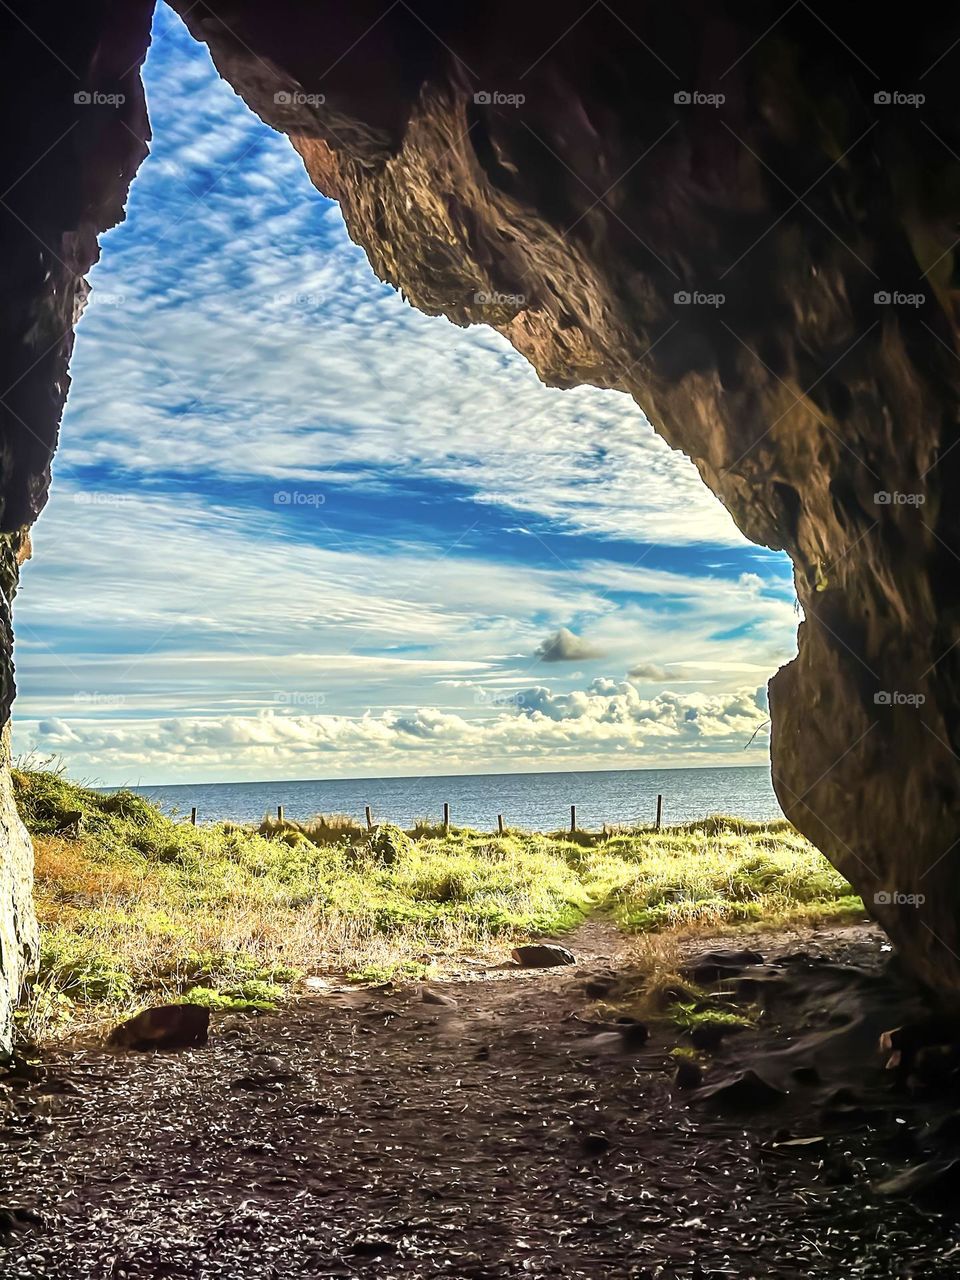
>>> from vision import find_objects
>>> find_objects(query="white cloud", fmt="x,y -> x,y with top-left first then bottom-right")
16,681 -> 772,785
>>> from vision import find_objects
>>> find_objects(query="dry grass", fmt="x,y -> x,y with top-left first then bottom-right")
13,767 -> 865,1041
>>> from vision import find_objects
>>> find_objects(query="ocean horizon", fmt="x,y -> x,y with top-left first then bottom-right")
132,763 -> 784,830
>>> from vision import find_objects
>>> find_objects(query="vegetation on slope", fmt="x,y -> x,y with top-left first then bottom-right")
13,767 -> 863,1037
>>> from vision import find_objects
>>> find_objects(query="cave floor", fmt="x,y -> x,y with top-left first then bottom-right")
2,921 -> 959,1279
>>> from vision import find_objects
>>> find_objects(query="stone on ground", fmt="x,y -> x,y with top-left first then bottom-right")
107,1003 -> 210,1051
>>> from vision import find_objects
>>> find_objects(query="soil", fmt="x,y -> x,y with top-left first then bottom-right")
2,920 -> 960,1279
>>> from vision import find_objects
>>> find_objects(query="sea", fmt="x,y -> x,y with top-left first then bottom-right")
134,764 -> 784,830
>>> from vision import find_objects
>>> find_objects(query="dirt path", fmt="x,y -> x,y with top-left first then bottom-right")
1,922 -> 958,1278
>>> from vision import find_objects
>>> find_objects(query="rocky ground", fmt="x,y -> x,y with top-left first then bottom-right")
2,921 -> 960,1279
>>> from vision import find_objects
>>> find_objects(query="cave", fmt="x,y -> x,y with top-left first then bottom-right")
1,0 -> 959,1065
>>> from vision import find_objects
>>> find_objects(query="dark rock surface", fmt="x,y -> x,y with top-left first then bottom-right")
107,1004 -> 210,1052
1,924 -> 958,1278
511,943 -> 577,968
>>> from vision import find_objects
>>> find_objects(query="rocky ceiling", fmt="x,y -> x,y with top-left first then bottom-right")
0,0 -> 959,1039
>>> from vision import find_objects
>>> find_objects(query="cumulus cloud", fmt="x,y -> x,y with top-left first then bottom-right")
16,681 -> 773,784
535,628 -> 606,663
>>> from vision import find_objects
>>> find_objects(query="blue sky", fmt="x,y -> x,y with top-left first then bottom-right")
12,7 -> 797,785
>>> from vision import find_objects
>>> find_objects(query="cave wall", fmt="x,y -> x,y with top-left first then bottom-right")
0,0 -> 959,1044
0,0 -> 155,1052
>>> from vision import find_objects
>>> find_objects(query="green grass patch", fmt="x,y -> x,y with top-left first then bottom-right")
12,766 -> 865,1038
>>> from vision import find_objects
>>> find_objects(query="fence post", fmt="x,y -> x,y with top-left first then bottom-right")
655,794 -> 663,831
365,805 -> 373,831
497,813 -> 504,836
443,802 -> 450,831
277,804 -> 284,823
570,804 -> 577,833
190,806 -> 197,826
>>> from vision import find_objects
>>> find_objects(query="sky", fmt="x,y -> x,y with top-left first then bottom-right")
11,5 -> 798,786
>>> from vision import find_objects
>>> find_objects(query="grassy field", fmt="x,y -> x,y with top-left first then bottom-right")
13,766 -> 864,1038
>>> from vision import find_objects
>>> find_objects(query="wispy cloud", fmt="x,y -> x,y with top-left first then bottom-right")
11,8 -> 796,784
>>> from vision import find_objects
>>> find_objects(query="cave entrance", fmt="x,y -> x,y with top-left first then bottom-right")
15,4 -> 796,818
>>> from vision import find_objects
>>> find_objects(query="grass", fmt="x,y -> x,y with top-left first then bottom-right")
12,766 -> 865,1040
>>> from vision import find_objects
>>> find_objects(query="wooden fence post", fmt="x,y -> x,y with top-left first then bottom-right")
190,806 -> 197,826
365,805 -> 373,831
277,804 -> 284,823
497,813 -> 504,836
655,794 -> 663,831
570,804 -> 577,833
443,802 -> 450,830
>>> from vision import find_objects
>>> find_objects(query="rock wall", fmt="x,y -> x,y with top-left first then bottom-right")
0,0 -> 155,1053
0,0 -> 959,1029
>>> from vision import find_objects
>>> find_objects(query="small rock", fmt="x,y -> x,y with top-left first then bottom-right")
107,1004 -> 209,1052
695,1068 -> 787,1110
584,978 -> 615,998
791,1065 -> 821,1085
511,944 -> 576,968
617,1019 -> 649,1049
302,977 -> 330,992
690,1021 -> 740,1052
420,986 -> 457,1008
674,1059 -> 703,1090
580,1131 -> 611,1155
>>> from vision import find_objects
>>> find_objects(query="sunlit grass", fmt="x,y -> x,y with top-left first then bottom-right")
13,766 -> 864,1039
